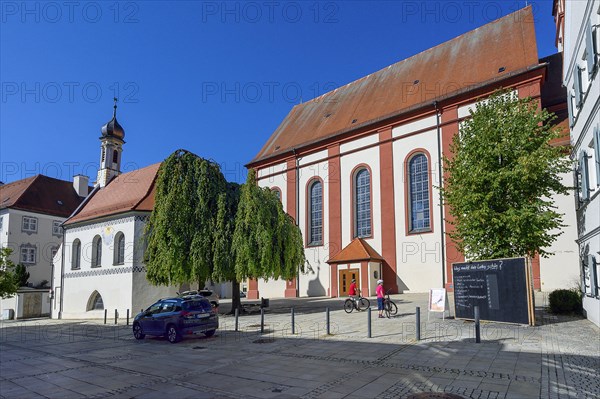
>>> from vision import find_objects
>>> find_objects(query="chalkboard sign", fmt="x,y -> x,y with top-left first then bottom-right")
452,257 -> 534,325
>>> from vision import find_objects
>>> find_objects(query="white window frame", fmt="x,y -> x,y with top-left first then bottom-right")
52,220 -> 62,236
20,245 -> 36,264
22,216 -> 38,233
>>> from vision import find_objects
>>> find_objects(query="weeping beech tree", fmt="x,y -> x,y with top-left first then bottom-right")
144,150 -> 226,287
231,169 -> 306,287
145,151 -> 305,313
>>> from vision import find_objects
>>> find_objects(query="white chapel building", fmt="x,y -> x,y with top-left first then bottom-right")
51,104 -> 178,319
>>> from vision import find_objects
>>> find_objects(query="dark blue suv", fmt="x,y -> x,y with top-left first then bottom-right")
133,296 -> 218,343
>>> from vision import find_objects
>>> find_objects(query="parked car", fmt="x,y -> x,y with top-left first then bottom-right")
178,290 -> 219,308
133,297 -> 218,343
240,291 -> 246,298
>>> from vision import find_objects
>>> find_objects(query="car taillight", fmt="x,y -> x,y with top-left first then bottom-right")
180,311 -> 193,319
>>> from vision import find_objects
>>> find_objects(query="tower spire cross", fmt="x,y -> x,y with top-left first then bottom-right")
113,97 -> 118,118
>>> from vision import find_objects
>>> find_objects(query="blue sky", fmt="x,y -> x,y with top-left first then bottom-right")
1,1 -> 558,184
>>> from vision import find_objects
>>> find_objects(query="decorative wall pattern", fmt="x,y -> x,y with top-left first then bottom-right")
64,265 -> 146,279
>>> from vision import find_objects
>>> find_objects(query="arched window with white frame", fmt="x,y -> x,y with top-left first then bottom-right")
354,167 -> 372,238
307,179 -> 323,245
408,153 -> 431,232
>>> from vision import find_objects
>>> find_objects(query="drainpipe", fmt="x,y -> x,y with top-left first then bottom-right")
434,101 -> 446,288
58,224 -> 66,319
293,148 -> 301,297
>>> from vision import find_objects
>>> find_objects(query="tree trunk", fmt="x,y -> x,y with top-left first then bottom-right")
229,280 -> 242,314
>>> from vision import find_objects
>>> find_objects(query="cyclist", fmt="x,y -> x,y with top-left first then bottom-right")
348,279 -> 359,302
376,279 -> 385,318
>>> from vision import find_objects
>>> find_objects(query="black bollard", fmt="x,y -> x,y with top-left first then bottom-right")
114,309 -> 118,325
367,308 -> 372,338
126,309 -> 130,326
291,307 -> 295,335
104,309 -> 107,325
260,308 -> 265,334
326,307 -> 330,335
416,307 -> 421,341
235,308 -> 239,332
474,305 -> 481,343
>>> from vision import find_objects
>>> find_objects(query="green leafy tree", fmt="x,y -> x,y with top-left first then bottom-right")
442,91 -> 571,260
144,150 -> 226,287
0,248 -> 18,298
232,170 -> 306,292
212,182 -> 242,312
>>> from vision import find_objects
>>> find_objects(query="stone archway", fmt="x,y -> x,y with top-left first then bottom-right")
86,291 -> 104,311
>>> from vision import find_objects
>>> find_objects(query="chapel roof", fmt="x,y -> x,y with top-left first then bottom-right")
65,163 -> 160,225
249,6 -> 540,166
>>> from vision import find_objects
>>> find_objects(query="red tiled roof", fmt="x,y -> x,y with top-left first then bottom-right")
327,238 -> 384,264
249,7 -> 540,166
66,163 -> 160,225
0,175 -> 84,217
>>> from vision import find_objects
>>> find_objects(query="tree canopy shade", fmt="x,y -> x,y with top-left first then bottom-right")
232,169 -> 306,283
442,91 -> 571,260
0,248 -> 18,299
144,150 -> 226,286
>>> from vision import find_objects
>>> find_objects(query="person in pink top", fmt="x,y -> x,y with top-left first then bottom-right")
376,280 -> 385,318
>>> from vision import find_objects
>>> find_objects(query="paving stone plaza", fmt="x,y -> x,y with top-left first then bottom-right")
1,293 -> 598,398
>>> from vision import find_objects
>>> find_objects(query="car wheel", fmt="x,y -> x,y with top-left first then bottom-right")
166,325 -> 181,343
204,329 -> 216,337
133,323 -> 145,340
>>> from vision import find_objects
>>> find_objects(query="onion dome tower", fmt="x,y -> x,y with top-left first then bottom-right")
96,98 -> 126,187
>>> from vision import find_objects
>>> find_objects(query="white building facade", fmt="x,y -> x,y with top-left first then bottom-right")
561,0 -> 600,326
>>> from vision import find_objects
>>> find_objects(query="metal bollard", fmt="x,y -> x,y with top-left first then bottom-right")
367,308 -> 372,338
126,309 -> 130,326
104,309 -> 107,325
235,308 -> 239,332
114,309 -> 118,325
291,307 -> 295,335
326,307 -> 330,335
474,305 -> 481,343
260,308 -> 265,334
416,307 -> 421,341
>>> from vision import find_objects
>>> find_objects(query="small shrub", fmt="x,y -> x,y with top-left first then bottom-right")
548,289 -> 582,314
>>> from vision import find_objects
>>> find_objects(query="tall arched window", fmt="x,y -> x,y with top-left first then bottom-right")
71,239 -> 81,270
114,232 -> 125,265
271,187 -> 281,202
408,153 -> 431,232
354,168 -> 372,238
308,179 -> 323,245
91,235 -> 102,268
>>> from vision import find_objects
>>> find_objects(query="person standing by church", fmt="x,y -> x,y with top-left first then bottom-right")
376,280 -> 385,318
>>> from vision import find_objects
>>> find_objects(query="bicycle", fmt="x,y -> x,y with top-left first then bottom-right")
383,289 -> 398,318
344,295 -> 370,313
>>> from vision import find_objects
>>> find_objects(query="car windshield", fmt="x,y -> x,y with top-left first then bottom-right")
197,291 -> 212,297
183,299 -> 212,312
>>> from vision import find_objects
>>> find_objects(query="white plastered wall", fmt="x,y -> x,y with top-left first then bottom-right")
392,121 -> 444,293
340,134 -> 382,254
298,156 -> 330,297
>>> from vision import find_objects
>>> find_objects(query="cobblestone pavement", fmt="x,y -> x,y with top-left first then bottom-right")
0,293 -> 598,398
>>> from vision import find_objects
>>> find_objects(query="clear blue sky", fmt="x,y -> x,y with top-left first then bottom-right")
1,1 -> 558,184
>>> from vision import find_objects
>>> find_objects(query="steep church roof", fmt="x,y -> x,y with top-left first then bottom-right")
0,175 -> 84,217
65,163 -> 160,225
249,6 -> 540,166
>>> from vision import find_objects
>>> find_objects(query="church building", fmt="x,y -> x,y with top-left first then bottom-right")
246,7 -> 580,299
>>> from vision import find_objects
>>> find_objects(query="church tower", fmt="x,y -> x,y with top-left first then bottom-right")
96,98 -> 125,187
